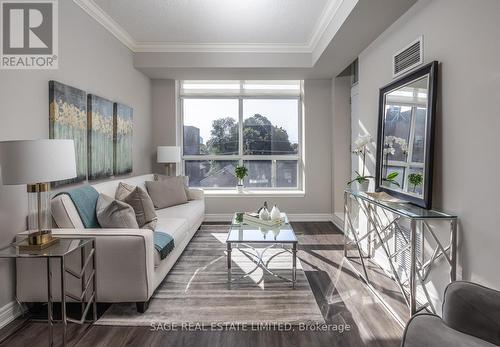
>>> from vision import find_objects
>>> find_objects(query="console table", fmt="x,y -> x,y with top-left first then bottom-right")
343,189 -> 457,322
0,237 -> 97,346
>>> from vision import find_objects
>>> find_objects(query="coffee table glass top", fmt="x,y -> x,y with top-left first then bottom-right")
227,213 -> 297,243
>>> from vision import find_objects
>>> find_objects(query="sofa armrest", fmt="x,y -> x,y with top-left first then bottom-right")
188,188 -> 204,201
16,228 -> 155,303
442,281 -> 500,346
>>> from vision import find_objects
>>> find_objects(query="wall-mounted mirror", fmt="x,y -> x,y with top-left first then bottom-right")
375,61 -> 438,209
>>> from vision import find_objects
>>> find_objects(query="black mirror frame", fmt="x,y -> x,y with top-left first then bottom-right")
375,61 -> 438,209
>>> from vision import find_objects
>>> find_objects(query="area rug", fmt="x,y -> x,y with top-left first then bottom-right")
97,224 -> 325,326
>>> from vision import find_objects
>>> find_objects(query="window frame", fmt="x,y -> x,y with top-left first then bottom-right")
177,80 -> 304,191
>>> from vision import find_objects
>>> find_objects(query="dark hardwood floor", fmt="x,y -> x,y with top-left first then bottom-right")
0,222 -> 405,347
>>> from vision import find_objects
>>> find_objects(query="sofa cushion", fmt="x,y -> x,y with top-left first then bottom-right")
120,187 -> 158,231
154,174 -> 190,198
146,179 -> 188,209
51,194 -> 85,228
115,182 -> 136,201
156,200 -> 204,230
96,194 -> 139,229
153,217 -> 190,267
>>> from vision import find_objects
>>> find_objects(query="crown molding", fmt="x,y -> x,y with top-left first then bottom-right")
73,0 -> 345,55
307,0 -> 344,51
73,0 -> 136,51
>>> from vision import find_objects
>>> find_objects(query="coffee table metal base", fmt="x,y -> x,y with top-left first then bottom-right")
227,242 -> 297,289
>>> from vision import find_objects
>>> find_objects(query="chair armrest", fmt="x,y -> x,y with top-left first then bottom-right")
442,281 -> 500,346
188,188 -> 204,201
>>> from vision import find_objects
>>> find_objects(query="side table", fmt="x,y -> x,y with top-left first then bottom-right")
0,237 -> 97,346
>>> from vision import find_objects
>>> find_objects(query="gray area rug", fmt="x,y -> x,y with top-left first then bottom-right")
97,224 -> 325,326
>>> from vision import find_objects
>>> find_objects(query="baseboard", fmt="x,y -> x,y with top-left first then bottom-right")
331,212 -> 344,232
205,213 -> 335,222
0,301 -> 25,330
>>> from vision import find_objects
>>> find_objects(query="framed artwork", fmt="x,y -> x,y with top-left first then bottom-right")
113,103 -> 133,175
87,94 -> 114,180
49,81 -> 87,187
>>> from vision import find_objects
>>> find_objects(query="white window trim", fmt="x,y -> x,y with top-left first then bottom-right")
177,80 -> 304,193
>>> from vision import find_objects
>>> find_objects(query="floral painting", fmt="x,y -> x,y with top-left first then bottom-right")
113,103 -> 133,175
49,81 -> 87,187
88,94 -> 114,180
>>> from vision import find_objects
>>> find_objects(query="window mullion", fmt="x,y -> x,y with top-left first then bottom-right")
238,97 -> 243,158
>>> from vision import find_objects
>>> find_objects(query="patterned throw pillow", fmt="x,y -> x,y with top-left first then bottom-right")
115,182 -> 158,230
96,194 -> 139,229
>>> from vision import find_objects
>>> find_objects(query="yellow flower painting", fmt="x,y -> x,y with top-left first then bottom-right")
49,81 -> 87,187
113,103 -> 133,175
88,94 -> 114,180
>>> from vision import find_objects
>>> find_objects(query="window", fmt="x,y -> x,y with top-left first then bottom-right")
180,80 -> 302,190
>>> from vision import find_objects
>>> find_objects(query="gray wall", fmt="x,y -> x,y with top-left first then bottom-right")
355,0 -> 500,296
331,75 -> 352,218
151,79 -> 333,215
0,0 -> 152,309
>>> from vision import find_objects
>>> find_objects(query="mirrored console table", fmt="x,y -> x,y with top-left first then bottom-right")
0,237 -> 97,347
343,189 -> 457,322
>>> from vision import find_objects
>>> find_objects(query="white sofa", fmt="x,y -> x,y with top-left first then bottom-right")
16,174 -> 205,312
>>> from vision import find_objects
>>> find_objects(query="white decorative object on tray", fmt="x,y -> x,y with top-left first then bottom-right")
270,205 -> 281,220
243,213 -> 285,227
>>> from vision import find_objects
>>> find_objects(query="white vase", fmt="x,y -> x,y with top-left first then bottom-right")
270,205 -> 281,220
352,180 -> 369,192
237,179 -> 244,193
259,208 -> 270,221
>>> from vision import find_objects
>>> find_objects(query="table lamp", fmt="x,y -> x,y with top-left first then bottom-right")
0,139 -> 77,249
157,146 -> 180,176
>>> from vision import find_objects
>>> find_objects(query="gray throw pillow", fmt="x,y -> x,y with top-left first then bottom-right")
115,181 -> 136,201
120,186 -> 158,230
96,194 -> 139,229
146,179 -> 188,209
154,174 -> 190,199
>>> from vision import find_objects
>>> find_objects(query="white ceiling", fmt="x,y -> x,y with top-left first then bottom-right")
74,0 -> 417,78
93,0 -> 331,45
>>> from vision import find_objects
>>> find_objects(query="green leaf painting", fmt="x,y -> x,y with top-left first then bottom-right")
49,81 -> 87,187
113,103 -> 133,175
88,94 -> 114,180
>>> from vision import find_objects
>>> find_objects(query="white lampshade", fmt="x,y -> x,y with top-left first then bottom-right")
157,146 -> 181,163
0,139 -> 77,185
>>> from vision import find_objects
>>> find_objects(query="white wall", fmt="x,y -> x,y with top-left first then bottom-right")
354,0 -> 500,297
151,79 -> 333,217
0,0 -> 152,311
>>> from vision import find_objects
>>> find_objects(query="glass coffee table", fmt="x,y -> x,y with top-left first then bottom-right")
226,212 -> 298,289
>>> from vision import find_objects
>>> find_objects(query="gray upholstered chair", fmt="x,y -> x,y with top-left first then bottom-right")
402,281 -> 500,347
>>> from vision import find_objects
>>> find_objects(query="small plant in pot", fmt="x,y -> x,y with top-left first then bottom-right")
408,173 -> 423,193
235,165 -> 248,193
347,135 -> 373,192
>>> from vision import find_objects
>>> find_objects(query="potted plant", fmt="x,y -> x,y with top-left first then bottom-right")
382,171 -> 401,187
235,165 -> 248,193
408,173 -> 423,193
348,135 -> 373,192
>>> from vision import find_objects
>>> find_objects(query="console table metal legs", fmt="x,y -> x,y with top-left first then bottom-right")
343,191 -> 458,321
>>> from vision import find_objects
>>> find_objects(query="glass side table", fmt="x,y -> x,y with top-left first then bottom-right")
0,237 -> 97,347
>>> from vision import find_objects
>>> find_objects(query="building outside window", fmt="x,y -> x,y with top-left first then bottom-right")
179,80 -> 303,190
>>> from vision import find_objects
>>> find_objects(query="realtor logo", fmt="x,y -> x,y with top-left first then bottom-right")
1,0 -> 58,69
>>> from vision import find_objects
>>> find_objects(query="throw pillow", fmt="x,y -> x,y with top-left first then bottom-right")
96,194 -> 139,229
146,180 -> 188,209
121,187 -> 158,230
115,181 -> 136,201
154,174 -> 190,198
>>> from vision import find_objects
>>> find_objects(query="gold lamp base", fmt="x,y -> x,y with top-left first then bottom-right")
19,230 -> 59,251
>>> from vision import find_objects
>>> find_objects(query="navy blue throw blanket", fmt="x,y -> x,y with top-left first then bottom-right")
154,231 -> 175,260
55,185 -> 100,228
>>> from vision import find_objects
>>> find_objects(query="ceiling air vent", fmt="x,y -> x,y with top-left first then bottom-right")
393,36 -> 423,77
